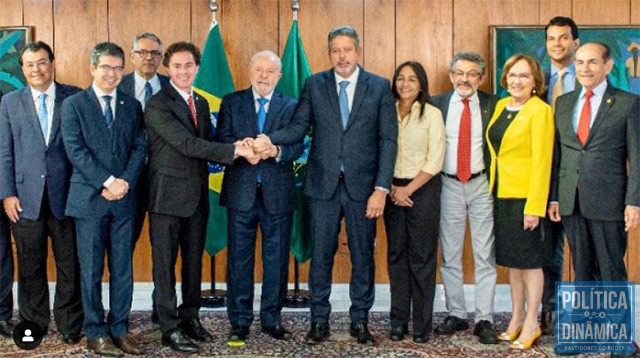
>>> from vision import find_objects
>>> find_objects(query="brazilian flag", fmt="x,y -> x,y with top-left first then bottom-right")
275,20 -> 312,263
192,20 -> 235,256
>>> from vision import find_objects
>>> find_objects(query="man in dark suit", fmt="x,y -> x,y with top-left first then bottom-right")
145,41 -> 253,353
0,41 -> 84,344
430,52 -> 499,344
117,32 -> 170,324
0,89 -> 14,337
216,50 -> 303,344
256,26 -> 397,345
62,42 -> 147,357
541,16 -> 580,335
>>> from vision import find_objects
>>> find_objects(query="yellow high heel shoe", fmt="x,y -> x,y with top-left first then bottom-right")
509,327 -> 542,350
497,326 -> 522,341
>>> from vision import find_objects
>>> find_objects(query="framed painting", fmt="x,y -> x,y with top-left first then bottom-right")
0,26 -> 34,95
491,25 -> 640,97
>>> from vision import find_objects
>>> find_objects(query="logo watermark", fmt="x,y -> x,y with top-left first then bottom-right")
555,281 -> 635,354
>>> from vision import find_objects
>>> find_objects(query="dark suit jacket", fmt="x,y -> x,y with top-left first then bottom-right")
118,72 -> 170,99
215,88 -> 303,214
269,67 -> 398,201
429,90 -> 498,172
145,84 -> 235,218
0,83 -> 81,220
550,84 -> 640,220
61,88 -> 147,218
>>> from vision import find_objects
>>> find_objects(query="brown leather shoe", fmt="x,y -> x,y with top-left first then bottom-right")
540,310 -> 554,335
87,337 -> 124,357
113,333 -> 143,355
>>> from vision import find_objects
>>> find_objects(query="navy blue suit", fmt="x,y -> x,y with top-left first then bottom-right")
118,72 -> 170,247
62,87 -> 146,340
0,83 -> 84,335
0,89 -> 13,325
269,67 -> 398,324
216,88 -> 303,328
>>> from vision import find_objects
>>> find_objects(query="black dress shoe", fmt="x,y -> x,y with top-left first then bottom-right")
434,316 -> 469,335
350,322 -> 374,344
305,322 -> 329,345
162,330 -> 199,354
389,324 -> 407,341
473,320 -> 499,344
62,332 -> 82,344
413,334 -> 429,343
261,324 -> 291,340
87,336 -> 124,357
540,310 -> 554,335
180,318 -> 212,342
0,320 -> 14,336
228,325 -> 250,342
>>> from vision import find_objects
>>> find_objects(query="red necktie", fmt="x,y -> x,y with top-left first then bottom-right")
457,98 -> 471,183
188,95 -> 198,129
577,90 -> 593,145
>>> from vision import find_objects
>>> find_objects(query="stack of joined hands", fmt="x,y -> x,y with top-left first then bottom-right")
233,134 -> 278,164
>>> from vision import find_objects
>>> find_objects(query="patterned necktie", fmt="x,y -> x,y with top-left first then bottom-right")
577,90 -> 594,145
338,80 -> 350,129
38,93 -> 48,140
103,95 -> 113,127
187,95 -> 198,129
551,69 -> 566,111
257,97 -> 268,133
457,98 -> 472,183
144,81 -> 153,104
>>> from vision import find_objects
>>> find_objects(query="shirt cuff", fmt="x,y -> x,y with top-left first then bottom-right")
103,175 -> 116,188
275,146 -> 282,163
375,186 -> 390,194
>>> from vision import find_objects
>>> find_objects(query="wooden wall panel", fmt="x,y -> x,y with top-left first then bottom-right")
23,0 -> 54,47
396,0 -> 453,105
538,0 -> 572,22
363,0 -> 396,80
632,0 -> 640,23
572,0 -> 630,24
108,0 -> 191,77
0,0 -> 23,26
53,0 -> 109,87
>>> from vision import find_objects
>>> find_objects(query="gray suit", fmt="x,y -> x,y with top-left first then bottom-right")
269,67 -> 397,324
551,83 -> 640,281
430,90 -> 498,324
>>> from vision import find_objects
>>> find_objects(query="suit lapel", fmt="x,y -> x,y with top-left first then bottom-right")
86,88 -> 113,149
20,86 -> 47,148
440,92 -> 453,124
264,91 -> 284,134
346,69 -> 368,131
584,84 -> 615,146
323,71 -> 342,128
167,86 -> 197,135
559,91 -> 582,148
478,92 -> 492,131
240,89 -> 260,136
49,83 -> 65,148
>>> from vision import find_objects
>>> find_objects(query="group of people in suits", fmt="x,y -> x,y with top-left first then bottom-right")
0,16 -> 638,358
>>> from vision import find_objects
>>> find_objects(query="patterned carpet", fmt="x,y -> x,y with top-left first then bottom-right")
0,311 -> 615,357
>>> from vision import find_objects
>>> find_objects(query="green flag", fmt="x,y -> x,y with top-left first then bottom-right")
192,20 -> 235,256
275,20 -> 313,263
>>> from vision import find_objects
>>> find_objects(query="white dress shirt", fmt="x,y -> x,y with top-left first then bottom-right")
443,91 -> 485,175
334,66 -> 360,111
92,83 -> 117,187
572,80 -> 608,133
134,72 -> 162,110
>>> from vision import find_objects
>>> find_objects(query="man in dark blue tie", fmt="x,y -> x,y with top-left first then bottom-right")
216,50 -> 303,345
62,42 -> 147,357
0,42 -> 83,344
255,26 -> 398,345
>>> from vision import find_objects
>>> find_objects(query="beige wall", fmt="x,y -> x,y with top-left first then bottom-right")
2,0 -> 639,284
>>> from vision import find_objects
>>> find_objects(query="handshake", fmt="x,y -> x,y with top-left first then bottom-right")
233,134 -> 278,165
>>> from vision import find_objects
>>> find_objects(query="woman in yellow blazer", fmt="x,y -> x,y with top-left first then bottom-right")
485,54 -> 554,350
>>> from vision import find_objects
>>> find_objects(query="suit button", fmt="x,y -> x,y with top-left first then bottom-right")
581,150 -> 585,154
40,174 -> 45,179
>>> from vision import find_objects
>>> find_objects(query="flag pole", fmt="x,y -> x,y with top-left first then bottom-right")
284,0 -> 309,309
200,0 -> 225,308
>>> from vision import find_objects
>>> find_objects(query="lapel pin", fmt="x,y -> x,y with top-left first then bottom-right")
119,100 -> 124,105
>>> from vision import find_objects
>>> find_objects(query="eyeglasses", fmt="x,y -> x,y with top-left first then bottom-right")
452,71 -> 482,79
134,50 -> 162,58
24,60 -> 51,70
97,64 -> 124,73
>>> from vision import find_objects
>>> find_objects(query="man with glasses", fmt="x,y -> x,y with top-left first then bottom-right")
62,42 -> 147,356
0,41 -> 84,344
118,32 -> 170,324
430,52 -> 499,344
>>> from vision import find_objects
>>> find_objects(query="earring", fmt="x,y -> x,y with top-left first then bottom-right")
532,89 -> 537,94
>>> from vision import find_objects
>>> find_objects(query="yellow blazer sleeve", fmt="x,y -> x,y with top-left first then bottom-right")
523,98 -> 554,216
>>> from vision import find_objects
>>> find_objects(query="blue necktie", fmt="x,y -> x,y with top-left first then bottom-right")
257,97 -> 268,133
38,93 -> 48,140
103,95 -> 113,127
338,80 -> 350,129
144,81 -> 152,104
